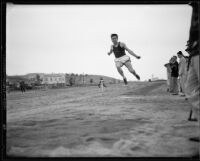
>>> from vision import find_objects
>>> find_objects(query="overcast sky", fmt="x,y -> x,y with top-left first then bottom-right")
6,4 -> 192,81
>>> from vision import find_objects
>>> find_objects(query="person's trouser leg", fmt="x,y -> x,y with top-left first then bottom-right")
171,77 -> 178,94
174,77 -> 178,94
180,75 -> 186,95
169,76 -> 173,93
185,55 -> 200,120
167,72 -> 171,92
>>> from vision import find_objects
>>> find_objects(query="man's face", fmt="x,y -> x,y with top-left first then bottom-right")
177,54 -> 181,58
170,58 -> 175,63
111,36 -> 118,44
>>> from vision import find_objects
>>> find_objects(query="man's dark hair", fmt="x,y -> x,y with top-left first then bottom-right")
177,51 -> 183,55
111,33 -> 118,38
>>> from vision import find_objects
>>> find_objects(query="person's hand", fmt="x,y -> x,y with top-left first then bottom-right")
137,56 -> 141,59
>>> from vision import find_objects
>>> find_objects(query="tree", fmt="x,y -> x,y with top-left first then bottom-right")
36,74 -> 40,81
69,77 -> 74,86
90,78 -> 93,84
36,74 -> 42,85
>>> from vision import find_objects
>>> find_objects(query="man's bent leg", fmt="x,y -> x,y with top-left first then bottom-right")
124,61 -> 140,80
115,62 -> 128,85
115,62 -> 125,79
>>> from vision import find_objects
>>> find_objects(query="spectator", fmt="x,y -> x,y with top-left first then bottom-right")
170,56 -> 179,95
20,81 -> 26,93
98,77 -> 106,92
177,51 -> 187,96
184,2 -> 199,143
164,59 -> 172,92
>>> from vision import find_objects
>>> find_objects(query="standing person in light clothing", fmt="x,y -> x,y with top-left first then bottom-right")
107,33 -> 141,85
184,2 -> 199,129
177,51 -> 187,96
168,57 -> 174,93
164,61 -> 172,92
185,51 -> 199,122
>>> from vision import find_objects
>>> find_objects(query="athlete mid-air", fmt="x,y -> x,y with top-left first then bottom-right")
107,33 -> 141,85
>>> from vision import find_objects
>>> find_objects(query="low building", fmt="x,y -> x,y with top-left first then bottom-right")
41,74 -> 66,85
151,77 -> 159,81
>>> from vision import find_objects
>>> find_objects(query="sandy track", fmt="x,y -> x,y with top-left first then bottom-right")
6,82 -> 199,157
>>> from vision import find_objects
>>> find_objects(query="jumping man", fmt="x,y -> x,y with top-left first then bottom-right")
107,33 -> 141,85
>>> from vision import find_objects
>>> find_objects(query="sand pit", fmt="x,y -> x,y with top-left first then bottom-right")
6,81 -> 199,157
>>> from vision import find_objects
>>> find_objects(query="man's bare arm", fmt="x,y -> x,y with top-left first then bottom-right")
107,45 -> 113,56
121,42 -> 141,59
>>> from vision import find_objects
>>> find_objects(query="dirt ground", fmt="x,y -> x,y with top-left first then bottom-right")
6,81 -> 199,157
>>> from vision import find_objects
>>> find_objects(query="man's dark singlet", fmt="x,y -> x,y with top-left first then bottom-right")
112,42 -> 126,58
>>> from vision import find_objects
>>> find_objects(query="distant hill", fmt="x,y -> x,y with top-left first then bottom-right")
7,73 -> 121,85
24,73 -> 45,79
73,74 -> 121,85
6,76 -> 30,84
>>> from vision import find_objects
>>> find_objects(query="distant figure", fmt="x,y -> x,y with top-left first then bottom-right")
107,33 -> 141,85
98,78 -> 106,92
164,59 -> 172,92
20,81 -> 26,93
177,51 -> 187,96
170,56 -> 179,95
167,57 -> 175,93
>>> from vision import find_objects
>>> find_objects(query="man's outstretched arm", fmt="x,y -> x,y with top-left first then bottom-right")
107,45 -> 113,56
121,42 -> 141,59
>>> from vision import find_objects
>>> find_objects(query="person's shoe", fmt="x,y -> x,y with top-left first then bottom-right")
189,137 -> 200,142
188,118 -> 198,122
123,78 -> 128,85
171,93 -> 178,95
135,74 -> 140,80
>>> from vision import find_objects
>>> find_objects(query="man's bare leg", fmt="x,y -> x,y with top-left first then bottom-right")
124,61 -> 140,80
115,62 -> 127,85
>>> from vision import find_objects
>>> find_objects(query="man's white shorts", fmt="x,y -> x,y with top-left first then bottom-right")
114,55 -> 131,66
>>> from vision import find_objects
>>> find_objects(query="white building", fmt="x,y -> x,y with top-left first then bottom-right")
41,74 -> 65,85
151,77 -> 159,81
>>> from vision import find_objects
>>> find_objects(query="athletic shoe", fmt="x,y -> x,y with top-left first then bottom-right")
135,74 -> 140,80
123,78 -> 128,85
188,118 -> 198,122
189,137 -> 200,142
